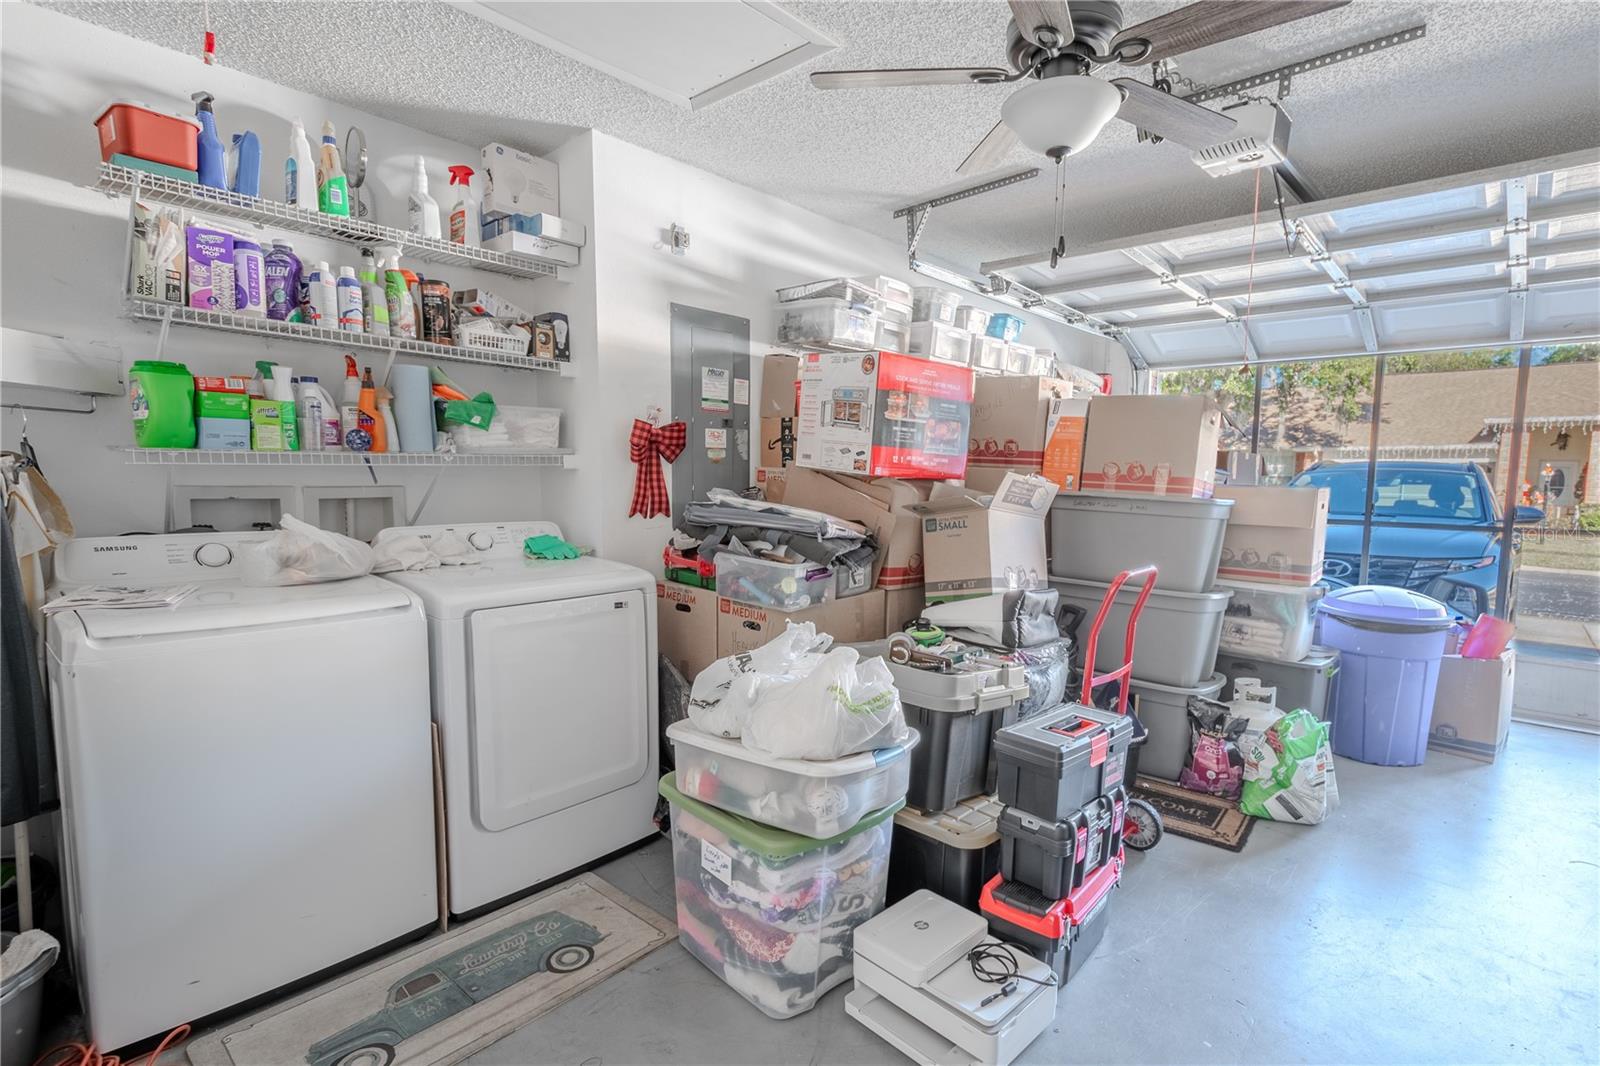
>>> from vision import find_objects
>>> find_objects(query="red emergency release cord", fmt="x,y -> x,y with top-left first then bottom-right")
34,1024 -> 191,1066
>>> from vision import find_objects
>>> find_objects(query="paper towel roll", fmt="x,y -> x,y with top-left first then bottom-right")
390,364 -> 435,453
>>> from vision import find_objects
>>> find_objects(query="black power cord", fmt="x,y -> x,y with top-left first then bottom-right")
967,940 -> 1058,1007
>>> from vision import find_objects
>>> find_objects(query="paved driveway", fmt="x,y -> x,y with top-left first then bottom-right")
1520,566 -> 1600,622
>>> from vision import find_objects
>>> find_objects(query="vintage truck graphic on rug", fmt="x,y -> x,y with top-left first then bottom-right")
306,912 -> 607,1066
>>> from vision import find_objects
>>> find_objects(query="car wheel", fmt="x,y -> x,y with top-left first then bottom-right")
545,944 -> 595,974
335,1044 -> 394,1066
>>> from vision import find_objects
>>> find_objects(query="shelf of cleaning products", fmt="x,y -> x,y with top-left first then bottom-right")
96,163 -> 570,281
121,447 -> 575,468
126,301 -> 571,375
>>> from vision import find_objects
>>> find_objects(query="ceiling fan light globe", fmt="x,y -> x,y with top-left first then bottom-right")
1000,76 -> 1124,157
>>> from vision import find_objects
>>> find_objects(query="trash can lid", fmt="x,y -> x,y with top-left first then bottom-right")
1318,585 -> 1454,630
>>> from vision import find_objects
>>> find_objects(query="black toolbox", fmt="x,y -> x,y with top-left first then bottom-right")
979,860 -> 1120,986
993,703 -> 1135,821
998,787 -> 1126,900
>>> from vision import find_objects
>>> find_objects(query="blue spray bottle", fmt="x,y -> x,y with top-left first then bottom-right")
230,131 -> 261,198
192,91 -> 226,189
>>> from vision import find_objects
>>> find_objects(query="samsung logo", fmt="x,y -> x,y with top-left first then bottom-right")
92,545 -> 140,552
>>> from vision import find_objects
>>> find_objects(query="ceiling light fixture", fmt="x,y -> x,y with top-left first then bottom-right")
999,76 -> 1124,158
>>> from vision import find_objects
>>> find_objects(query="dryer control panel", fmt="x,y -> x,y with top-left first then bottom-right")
380,522 -> 565,560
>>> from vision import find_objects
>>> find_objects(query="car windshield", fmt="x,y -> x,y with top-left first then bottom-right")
1291,466 -> 1488,523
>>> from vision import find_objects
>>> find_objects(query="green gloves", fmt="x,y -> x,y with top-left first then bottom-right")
524,534 -> 580,560
442,392 -> 497,429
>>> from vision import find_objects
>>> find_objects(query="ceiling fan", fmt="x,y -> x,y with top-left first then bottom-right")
810,0 -> 1350,175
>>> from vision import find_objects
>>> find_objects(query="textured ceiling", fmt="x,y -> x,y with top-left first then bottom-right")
39,0 -> 1600,272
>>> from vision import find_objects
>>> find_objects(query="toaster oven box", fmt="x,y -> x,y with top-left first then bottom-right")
796,350 -> 974,479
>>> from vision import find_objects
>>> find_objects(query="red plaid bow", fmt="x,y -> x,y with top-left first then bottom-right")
627,419 -> 687,518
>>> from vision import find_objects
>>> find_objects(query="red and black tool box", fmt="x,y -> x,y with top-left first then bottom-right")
998,786 -> 1126,900
979,857 -> 1121,986
992,703 -> 1135,821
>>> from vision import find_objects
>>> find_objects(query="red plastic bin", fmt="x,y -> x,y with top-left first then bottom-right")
94,102 -> 201,170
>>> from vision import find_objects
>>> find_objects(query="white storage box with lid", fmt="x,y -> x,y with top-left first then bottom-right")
661,773 -> 899,1018
1005,344 -> 1034,375
714,552 -> 834,611
1217,580 -> 1324,662
908,321 -> 973,365
911,287 -> 960,325
953,306 -> 991,334
667,720 -> 919,838
876,320 -> 910,354
875,297 -> 913,328
1049,492 -> 1235,592
970,335 -> 1008,371
847,890 -> 1057,1066
777,297 -> 876,349
1051,576 -> 1233,688
860,275 -> 914,307
446,405 -> 560,451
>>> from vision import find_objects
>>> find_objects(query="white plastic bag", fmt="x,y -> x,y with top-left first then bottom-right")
687,622 -> 832,739
241,515 -> 377,586
743,646 -> 909,760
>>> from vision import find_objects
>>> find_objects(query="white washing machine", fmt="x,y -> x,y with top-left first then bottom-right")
45,533 -> 439,1051
375,522 -> 658,916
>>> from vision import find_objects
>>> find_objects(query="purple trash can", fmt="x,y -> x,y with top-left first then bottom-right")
1318,586 -> 1454,766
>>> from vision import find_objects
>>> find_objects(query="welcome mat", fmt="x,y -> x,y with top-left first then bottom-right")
1132,776 -> 1256,852
188,874 -> 676,1066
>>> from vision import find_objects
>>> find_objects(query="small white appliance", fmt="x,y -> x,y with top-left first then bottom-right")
45,533 -> 438,1051
847,891 -> 1057,1066
374,522 -> 657,915
1191,101 -> 1293,177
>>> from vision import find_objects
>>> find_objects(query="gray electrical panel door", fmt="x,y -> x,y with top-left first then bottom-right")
670,304 -> 751,524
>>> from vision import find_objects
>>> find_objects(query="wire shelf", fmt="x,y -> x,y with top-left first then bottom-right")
96,163 -> 574,280
127,300 -> 567,374
121,448 -> 574,468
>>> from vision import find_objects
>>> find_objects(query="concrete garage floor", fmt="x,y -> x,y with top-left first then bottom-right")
468,723 -> 1600,1066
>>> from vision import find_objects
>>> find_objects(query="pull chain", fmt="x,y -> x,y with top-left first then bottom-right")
1050,157 -> 1067,269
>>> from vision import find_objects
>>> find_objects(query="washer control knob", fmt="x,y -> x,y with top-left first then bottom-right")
194,542 -> 232,568
468,531 -> 495,551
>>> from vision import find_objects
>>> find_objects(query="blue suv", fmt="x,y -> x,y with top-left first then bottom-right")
1288,461 -> 1543,617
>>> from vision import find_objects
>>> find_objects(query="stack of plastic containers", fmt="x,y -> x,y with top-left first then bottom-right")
774,276 -> 918,354
1047,492 -> 1237,780
909,286 -> 972,366
661,720 -> 919,1018
979,704 -> 1133,984
1212,581 -> 1343,724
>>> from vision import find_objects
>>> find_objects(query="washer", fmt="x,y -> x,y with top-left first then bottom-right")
45,532 -> 439,1051
375,522 -> 658,916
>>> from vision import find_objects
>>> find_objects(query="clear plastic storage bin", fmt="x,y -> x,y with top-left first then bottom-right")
667,721 -> 919,838
777,297 -> 876,349
776,278 -> 879,304
876,320 -> 910,354
1027,350 -> 1058,376
953,306 -> 991,334
1216,580 -> 1324,662
860,276 -> 913,307
447,405 -> 561,451
908,321 -> 973,365
715,552 -> 835,610
970,335 -> 1009,371
1006,343 -> 1035,375
874,297 -> 913,328
661,774 -> 899,1019
911,287 -> 960,325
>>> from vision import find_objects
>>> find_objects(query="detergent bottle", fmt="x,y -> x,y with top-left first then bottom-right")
229,130 -> 261,197
192,92 -> 226,189
317,120 -> 349,216
305,261 -> 337,328
407,156 -> 441,239
286,118 -> 317,208
359,366 -> 386,452
447,165 -> 479,247
336,266 -> 363,332
296,375 -> 340,451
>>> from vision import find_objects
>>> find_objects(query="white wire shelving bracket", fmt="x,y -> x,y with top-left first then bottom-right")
126,300 -> 571,375
95,163 -> 574,281
120,447 -> 575,469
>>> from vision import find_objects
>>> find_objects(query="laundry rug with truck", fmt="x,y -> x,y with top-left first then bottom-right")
186,875 -> 674,1066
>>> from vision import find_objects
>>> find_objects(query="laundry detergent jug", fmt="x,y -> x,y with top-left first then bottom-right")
129,360 -> 196,448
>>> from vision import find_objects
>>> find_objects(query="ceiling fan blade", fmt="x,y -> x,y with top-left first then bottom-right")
1009,0 -> 1074,49
957,121 -> 1023,176
810,67 -> 1008,89
1112,79 -> 1237,148
1111,0 -> 1351,65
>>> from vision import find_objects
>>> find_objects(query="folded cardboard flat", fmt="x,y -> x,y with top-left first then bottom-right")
657,581 -> 719,682
1428,650 -> 1515,763
911,472 -> 1058,604
779,467 -> 929,591
1079,394 -> 1221,499
1213,484 -> 1330,585
717,588 -> 887,657
965,376 -> 1082,493
761,353 -> 800,418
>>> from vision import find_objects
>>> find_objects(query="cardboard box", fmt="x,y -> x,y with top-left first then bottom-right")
1079,394 -> 1222,498
1213,484 -> 1330,586
717,588 -> 887,657
910,472 -> 1059,604
796,350 -> 973,479
481,229 -> 581,265
759,415 -> 795,468
781,469 -> 930,591
1428,650 -> 1515,763
132,202 -> 184,305
754,466 -> 789,502
1042,395 -> 1089,492
883,586 -> 928,633
761,354 -> 800,418
657,582 -> 720,682
194,376 -> 250,419
966,376 -> 1069,492
480,142 -> 559,218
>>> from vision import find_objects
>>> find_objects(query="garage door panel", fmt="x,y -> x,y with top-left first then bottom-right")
1249,310 -> 1363,356
1372,294 -> 1509,347
1527,282 -> 1600,337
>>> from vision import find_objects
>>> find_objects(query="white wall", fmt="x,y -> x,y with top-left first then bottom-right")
0,4 -> 567,536
566,131 -> 1131,574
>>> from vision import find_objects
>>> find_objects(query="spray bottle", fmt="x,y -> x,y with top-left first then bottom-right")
407,156 -> 441,239
192,92 -> 226,190
358,248 -> 390,336
317,120 -> 350,216
359,366 -> 386,452
269,366 -> 300,451
447,165 -> 480,247
384,256 -> 417,338
286,118 -> 317,208
229,131 -> 261,197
